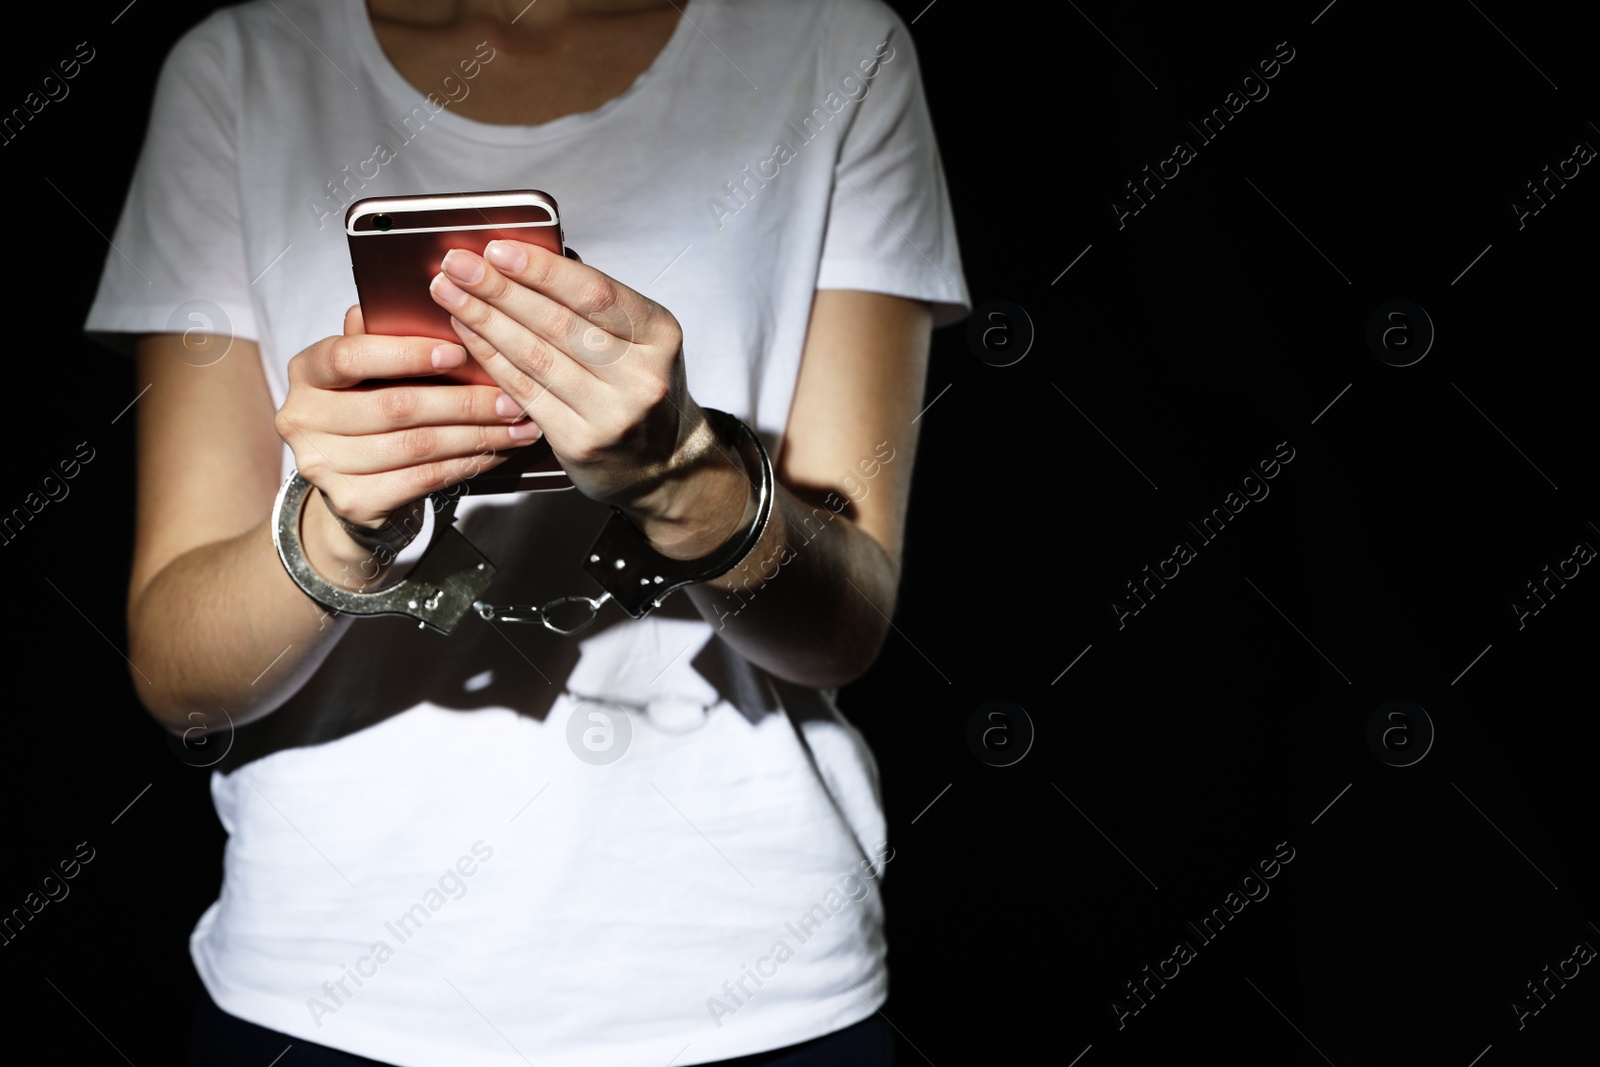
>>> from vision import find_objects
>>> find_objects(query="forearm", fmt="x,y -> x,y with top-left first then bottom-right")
618,397 -> 909,689
682,481 -> 898,689
657,293 -> 929,687
127,492 -> 402,732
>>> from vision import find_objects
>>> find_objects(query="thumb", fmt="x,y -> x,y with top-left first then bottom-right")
343,304 -> 366,336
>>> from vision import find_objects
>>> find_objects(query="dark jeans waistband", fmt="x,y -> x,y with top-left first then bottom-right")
190,984 -> 894,1066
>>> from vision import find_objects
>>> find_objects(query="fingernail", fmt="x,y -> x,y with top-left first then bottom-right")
495,393 -> 522,418
485,241 -> 527,273
432,343 -> 466,369
430,272 -> 469,308
441,249 -> 485,284
508,419 -> 542,441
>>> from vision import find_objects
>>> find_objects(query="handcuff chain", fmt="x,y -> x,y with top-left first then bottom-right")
473,592 -> 613,636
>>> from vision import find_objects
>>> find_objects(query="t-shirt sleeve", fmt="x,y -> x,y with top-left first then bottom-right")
83,11 -> 258,356
814,0 -> 970,327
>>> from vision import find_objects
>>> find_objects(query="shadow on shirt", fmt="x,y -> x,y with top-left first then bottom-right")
215,482 -> 782,772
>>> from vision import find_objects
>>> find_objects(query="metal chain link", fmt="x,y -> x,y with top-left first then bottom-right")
473,592 -> 614,636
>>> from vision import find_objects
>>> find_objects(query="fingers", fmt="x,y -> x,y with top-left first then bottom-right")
479,241 -> 660,348
316,450 -> 515,525
281,311 -> 557,526
294,420 -> 542,479
299,332 -> 472,390
311,381 -> 538,436
429,254 -> 598,410
435,279 -> 592,414
442,309 -> 570,421
278,377 -> 538,523
429,242 -> 673,395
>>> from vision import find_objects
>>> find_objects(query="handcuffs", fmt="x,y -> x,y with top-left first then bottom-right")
271,408 -> 773,636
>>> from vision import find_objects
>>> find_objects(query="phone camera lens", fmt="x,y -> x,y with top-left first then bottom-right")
373,214 -> 393,231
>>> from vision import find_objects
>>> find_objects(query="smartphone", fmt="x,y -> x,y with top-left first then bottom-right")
345,189 -> 572,494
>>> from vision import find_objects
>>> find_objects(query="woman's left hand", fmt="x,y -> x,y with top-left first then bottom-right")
428,239 -> 710,519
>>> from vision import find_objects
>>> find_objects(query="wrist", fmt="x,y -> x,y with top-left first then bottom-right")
578,408 -> 774,619
622,409 -> 753,560
301,490 -> 411,590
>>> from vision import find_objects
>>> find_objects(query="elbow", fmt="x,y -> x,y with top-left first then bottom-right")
126,605 -> 225,737
126,599 -> 182,732
775,615 -> 893,691
125,643 -> 194,736
803,569 -> 899,688
808,661 -> 878,691
834,619 -> 893,688
128,660 -> 237,744
835,618 -> 894,688
126,611 -> 177,730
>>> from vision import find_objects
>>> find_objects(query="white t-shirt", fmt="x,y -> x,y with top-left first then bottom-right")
85,1 -> 967,1064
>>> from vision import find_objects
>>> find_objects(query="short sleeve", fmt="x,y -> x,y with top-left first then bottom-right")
83,11 -> 258,356
814,0 -> 969,327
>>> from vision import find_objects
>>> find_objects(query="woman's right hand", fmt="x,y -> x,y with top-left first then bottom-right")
274,305 -> 544,580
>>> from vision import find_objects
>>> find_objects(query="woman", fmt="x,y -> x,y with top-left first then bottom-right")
86,0 -> 967,1063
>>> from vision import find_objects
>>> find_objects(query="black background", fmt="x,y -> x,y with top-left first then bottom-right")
2,1 -> 1597,1064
